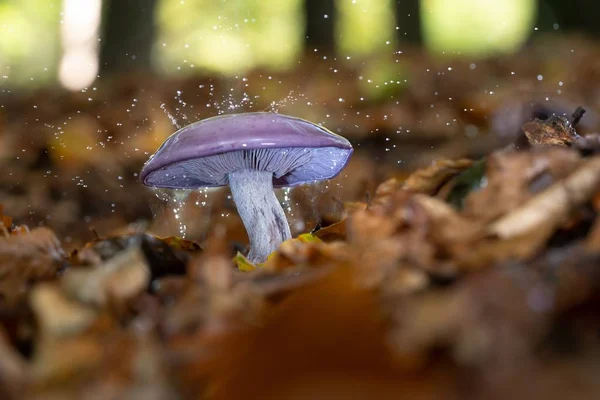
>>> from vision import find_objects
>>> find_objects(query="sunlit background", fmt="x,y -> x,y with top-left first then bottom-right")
0,0 -> 544,90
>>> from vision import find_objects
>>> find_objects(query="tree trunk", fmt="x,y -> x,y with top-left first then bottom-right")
394,0 -> 422,44
534,0 -> 600,37
304,0 -> 336,53
99,0 -> 158,75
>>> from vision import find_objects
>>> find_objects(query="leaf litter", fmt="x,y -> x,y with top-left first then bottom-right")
2,39 -> 600,399
3,114 -> 592,399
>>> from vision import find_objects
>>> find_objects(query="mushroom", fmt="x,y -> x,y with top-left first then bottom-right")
140,112 -> 353,263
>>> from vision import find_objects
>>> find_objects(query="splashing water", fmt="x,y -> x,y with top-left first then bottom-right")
171,190 -> 190,237
160,103 -> 182,129
194,187 -> 214,241
306,180 -> 337,228
266,91 -> 306,113
215,88 -> 254,114
277,186 -> 301,233
195,187 -> 210,208
150,188 -> 193,237
149,186 -> 221,240
160,75 -> 314,132
174,90 -> 189,122
275,180 -> 338,235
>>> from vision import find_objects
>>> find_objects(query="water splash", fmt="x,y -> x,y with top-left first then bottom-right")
275,180 -> 337,235
282,187 -> 293,214
277,186 -> 302,233
215,90 -> 253,114
195,187 -> 210,208
305,179 -> 334,228
211,75 -> 255,115
149,186 -> 221,240
171,190 -> 190,237
160,103 -> 182,129
151,188 -> 193,237
174,90 -> 189,123
194,187 -> 214,241
265,91 -> 305,113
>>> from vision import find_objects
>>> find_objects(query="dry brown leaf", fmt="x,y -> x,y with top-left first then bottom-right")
490,156 -> 600,239
62,247 -> 150,307
30,284 -> 97,338
249,267 -> 333,299
383,267 -> 430,296
313,219 -> 347,242
0,227 -> 63,305
207,268 -> 458,400
263,237 -> 350,271
450,221 -> 557,271
586,215 -> 600,252
0,326 -> 27,398
0,205 -> 12,233
412,194 -> 483,243
374,177 -> 401,198
520,116 -> 579,147
402,159 -> 474,195
4,226 -> 64,262
347,208 -> 398,246
463,148 -> 581,223
575,133 -> 600,155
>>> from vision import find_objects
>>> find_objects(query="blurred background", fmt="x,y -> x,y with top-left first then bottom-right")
0,0 -> 598,249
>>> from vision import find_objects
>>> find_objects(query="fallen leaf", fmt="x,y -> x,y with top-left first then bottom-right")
463,148 -> 581,223
403,158 -> 474,196
313,219 -> 347,242
490,156 -> 600,239
30,284 -> 97,338
62,247 -> 150,307
520,115 -> 580,147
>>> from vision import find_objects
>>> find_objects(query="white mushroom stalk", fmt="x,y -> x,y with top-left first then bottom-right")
228,169 -> 291,263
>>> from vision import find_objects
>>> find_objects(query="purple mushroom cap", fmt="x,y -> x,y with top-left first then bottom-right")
140,112 -> 353,188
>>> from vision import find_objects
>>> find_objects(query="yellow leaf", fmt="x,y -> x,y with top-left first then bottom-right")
233,252 -> 257,272
296,233 -> 322,243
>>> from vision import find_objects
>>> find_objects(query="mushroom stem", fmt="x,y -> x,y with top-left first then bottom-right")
228,169 -> 291,263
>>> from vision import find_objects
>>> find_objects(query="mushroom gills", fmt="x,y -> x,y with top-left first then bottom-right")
142,146 -> 351,189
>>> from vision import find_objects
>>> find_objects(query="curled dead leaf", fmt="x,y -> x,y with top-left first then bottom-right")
0,226 -> 63,305
62,247 -> 150,307
490,156 -> 600,239
313,219 -> 347,242
520,116 -> 580,147
403,159 -> 474,195
0,327 -> 27,397
463,148 -> 581,223
30,284 -> 97,338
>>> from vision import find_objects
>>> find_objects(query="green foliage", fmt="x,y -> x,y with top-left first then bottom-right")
337,0 -> 396,57
155,0 -> 303,75
0,0 -> 61,87
422,0 -> 536,55
0,0 -> 540,85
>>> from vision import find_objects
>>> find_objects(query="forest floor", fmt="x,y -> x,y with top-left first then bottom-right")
0,35 -> 600,399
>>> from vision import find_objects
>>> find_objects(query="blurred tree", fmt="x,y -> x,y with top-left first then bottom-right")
338,0 -> 396,57
421,0 -> 535,55
155,0 -> 302,75
0,0 -> 61,87
535,0 -> 600,37
394,0 -> 421,44
99,0 -> 158,74
304,0 -> 335,53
